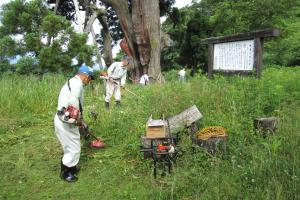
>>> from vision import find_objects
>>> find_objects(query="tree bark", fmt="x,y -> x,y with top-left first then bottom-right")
132,0 -> 161,79
46,0 -> 61,46
83,8 -> 101,33
100,0 -> 163,82
166,105 -> 203,134
100,0 -> 140,75
73,0 -> 84,32
81,1 -> 113,68
83,7 -> 107,67
98,14 -> 113,67
54,0 -> 61,13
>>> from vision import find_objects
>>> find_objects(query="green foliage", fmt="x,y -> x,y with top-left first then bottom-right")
0,36 -> 18,73
0,68 -> 300,199
114,51 -> 126,62
265,19 -> 300,66
0,36 -> 16,59
15,56 -> 38,74
0,0 -> 95,75
38,42 -> 72,73
162,2 -> 211,72
0,60 -> 11,73
41,13 -> 71,38
68,32 -> 94,67
162,0 -> 300,71
23,32 -> 42,54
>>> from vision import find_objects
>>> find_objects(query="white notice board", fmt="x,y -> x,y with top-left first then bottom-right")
213,40 -> 254,71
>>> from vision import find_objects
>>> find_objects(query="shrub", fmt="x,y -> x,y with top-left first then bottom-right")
15,56 -> 38,74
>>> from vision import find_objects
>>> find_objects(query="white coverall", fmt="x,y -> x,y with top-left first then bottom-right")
105,62 -> 127,103
139,74 -> 149,86
54,75 -> 83,167
178,69 -> 186,81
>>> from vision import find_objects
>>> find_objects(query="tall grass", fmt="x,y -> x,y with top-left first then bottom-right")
0,67 -> 300,199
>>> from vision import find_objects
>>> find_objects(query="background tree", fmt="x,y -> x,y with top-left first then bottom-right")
0,0 -> 94,75
161,0 -> 300,74
46,0 -> 175,81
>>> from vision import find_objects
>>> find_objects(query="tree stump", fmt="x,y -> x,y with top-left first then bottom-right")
253,117 -> 278,136
192,136 -> 227,156
188,122 -> 199,134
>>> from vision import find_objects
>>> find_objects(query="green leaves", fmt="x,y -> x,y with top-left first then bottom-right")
0,36 -> 16,58
162,0 -> 300,70
0,0 -> 96,74
38,44 -> 72,73
15,56 -> 38,74
41,13 -> 71,38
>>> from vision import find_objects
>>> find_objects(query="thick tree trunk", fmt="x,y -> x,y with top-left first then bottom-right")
131,0 -> 151,76
46,0 -> 61,46
132,0 -> 161,79
83,7 -> 107,67
73,0 -> 84,32
54,0 -> 60,13
100,0 -> 163,82
98,14 -> 113,67
100,0 -> 139,62
83,8 -> 100,33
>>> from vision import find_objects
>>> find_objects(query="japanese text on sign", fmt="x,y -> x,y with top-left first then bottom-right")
213,40 -> 254,71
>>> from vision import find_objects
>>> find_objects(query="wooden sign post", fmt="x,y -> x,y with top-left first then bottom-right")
201,29 -> 280,78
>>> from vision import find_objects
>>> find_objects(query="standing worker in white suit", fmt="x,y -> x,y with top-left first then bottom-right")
178,68 -> 186,82
139,71 -> 150,86
105,56 -> 130,109
54,64 -> 94,183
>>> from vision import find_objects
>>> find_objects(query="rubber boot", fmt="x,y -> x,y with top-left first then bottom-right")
60,162 -> 78,183
115,101 -> 121,107
105,101 -> 109,110
70,165 -> 80,175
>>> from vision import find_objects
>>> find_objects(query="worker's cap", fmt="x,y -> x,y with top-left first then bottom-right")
78,64 -> 95,79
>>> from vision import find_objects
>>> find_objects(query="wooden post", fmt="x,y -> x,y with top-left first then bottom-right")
208,44 -> 214,79
254,38 -> 263,78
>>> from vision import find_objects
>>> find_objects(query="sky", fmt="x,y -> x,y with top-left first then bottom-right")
174,0 -> 193,8
0,0 -> 10,5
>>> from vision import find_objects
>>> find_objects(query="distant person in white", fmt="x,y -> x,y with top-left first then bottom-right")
105,56 -> 130,109
139,72 -> 149,86
178,68 -> 186,81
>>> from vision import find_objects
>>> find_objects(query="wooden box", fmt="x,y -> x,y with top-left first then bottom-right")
146,117 -> 166,138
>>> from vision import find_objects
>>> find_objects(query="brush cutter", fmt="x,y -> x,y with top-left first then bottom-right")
80,122 -> 105,148
122,87 -> 142,99
100,76 -> 143,100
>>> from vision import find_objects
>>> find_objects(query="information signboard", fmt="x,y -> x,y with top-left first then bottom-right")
200,29 -> 280,78
213,40 -> 254,71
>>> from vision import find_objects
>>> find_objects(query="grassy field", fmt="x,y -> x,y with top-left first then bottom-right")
0,67 -> 300,199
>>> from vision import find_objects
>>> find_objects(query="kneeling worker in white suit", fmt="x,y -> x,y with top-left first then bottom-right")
54,64 -> 94,182
105,56 -> 130,109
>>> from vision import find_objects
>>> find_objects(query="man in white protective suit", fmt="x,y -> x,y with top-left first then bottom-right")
54,64 -> 94,183
104,56 -> 130,109
178,68 -> 186,82
139,71 -> 150,86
